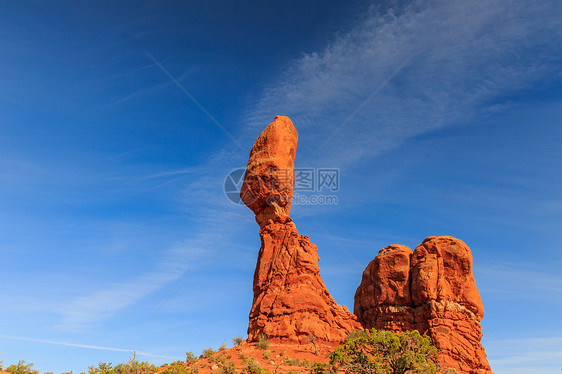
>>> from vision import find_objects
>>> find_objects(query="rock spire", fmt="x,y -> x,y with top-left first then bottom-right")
241,116 -> 361,342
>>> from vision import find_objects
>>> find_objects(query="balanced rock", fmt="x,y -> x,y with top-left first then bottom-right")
242,116 -> 361,343
354,236 -> 492,374
240,115 -> 298,224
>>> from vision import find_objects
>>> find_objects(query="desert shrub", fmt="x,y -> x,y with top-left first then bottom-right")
241,358 -> 263,374
263,350 -> 271,360
215,353 -> 228,366
218,341 -> 227,351
283,357 -> 310,367
200,348 -> 215,359
346,330 -> 369,341
5,361 -> 39,374
88,362 -> 113,374
283,356 -> 296,366
185,352 -> 197,365
305,333 -> 318,355
114,361 -> 157,374
161,362 -> 190,374
330,329 -> 437,374
256,334 -> 269,350
88,359 -> 157,374
232,336 -> 245,346
218,361 -> 236,374
310,362 -> 337,374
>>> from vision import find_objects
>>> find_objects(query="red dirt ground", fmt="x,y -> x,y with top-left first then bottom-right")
162,340 -> 342,374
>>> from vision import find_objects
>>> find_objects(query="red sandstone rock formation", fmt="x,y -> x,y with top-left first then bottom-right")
240,116 -> 298,224
354,236 -> 492,374
242,116 -> 361,343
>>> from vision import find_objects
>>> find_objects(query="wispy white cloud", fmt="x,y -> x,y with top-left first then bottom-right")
0,141 -> 253,333
0,334 -> 176,359
476,261 -> 562,300
52,243 -> 208,331
140,167 -> 197,180
244,0 -> 562,167
486,336 -> 562,373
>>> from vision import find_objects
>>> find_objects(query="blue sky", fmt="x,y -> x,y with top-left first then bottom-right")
1,1 -> 561,373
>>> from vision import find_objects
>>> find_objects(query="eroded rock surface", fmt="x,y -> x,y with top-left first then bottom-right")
240,115 -> 298,221
354,237 -> 492,374
242,116 -> 361,343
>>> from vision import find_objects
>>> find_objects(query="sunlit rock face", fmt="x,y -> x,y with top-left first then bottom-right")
240,115 -> 298,223
242,116 -> 361,343
354,236 -> 492,374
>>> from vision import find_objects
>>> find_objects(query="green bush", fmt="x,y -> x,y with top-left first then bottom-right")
283,357 -> 311,368
88,360 -> 158,374
329,329 -> 437,374
218,361 -> 236,374
5,361 -> 39,374
161,362 -> 190,374
185,352 -> 197,365
241,358 -> 263,374
232,336 -> 245,346
200,348 -> 215,359
346,330 -> 367,341
256,334 -> 269,350
87,362 -> 113,374
310,362 -> 337,374
115,361 -> 157,374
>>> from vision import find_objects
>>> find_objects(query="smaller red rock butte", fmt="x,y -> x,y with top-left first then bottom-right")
354,236 -> 493,374
241,116 -> 361,343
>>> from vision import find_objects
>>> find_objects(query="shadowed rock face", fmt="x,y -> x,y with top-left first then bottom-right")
355,237 -> 492,374
242,116 -> 361,343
